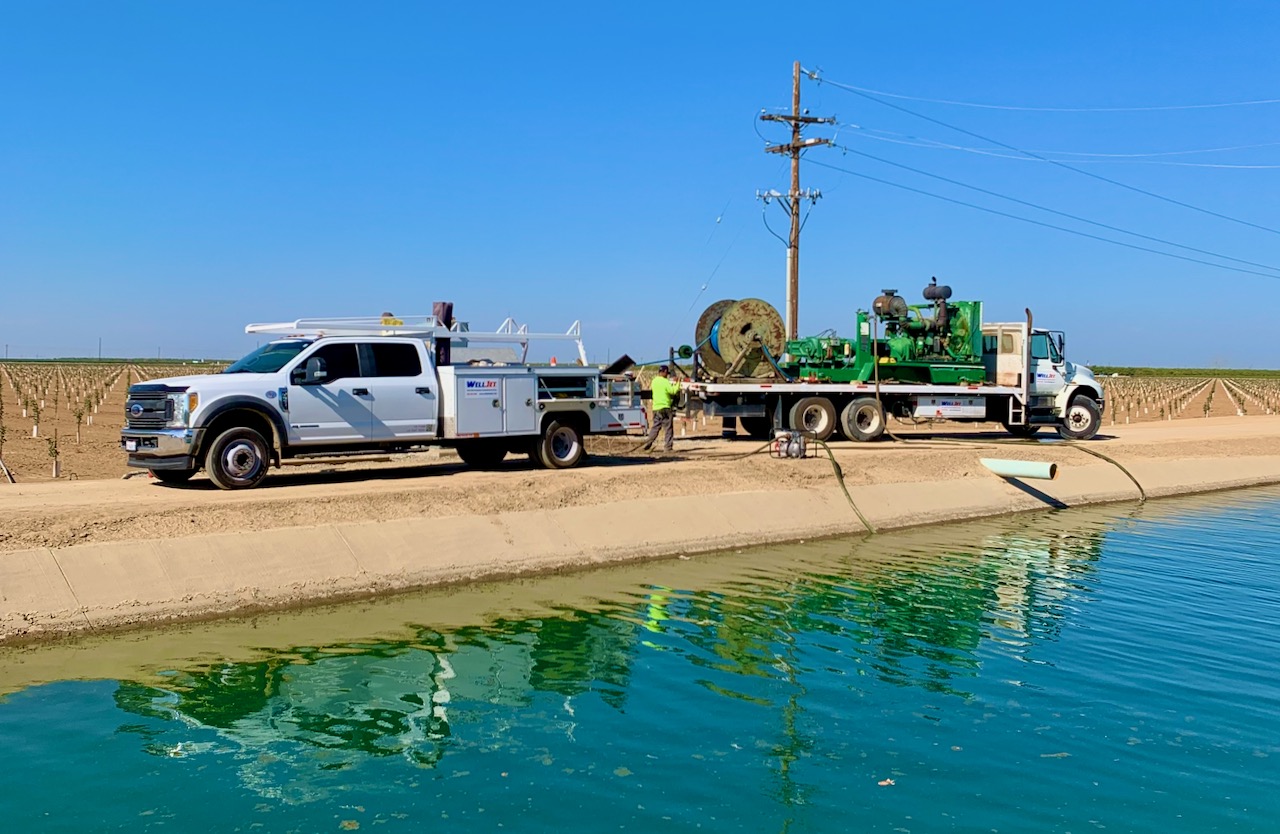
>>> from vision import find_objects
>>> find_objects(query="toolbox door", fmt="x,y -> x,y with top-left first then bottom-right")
504,376 -> 538,435
454,373 -> 505,435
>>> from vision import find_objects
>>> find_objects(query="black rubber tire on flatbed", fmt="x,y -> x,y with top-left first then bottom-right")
456,440 -> 508,469
788,397 -> 838,441
840,397 -> 886,442
739,416 -> 773,440
1058,397 -> 1102,440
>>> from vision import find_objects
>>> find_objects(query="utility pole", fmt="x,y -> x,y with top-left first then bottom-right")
760,61 -> 834,341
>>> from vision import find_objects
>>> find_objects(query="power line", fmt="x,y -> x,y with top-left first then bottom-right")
808,70 -> 1280,237
807,157 -> 1280,281
846,126 -> 1280,167
832,143 -> 1280,274
816,81 -> 1280,113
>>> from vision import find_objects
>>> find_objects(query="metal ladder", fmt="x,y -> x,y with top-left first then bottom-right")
244,315 -> 591,365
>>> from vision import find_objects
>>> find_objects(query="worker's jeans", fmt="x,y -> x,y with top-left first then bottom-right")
643,408 -> 675,451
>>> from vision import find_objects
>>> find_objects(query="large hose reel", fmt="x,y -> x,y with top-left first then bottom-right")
694,298 -> 786,378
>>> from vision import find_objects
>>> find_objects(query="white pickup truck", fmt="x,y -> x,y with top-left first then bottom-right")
120,315 -> 646,489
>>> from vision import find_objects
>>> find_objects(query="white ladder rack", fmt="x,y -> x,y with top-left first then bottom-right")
244,316 -> 589,365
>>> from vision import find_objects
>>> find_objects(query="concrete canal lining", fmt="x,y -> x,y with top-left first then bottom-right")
4,453 -> 1280,643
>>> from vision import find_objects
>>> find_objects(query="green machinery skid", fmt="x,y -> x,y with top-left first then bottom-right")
689,280 -> 990,386
781,284 -> 987,385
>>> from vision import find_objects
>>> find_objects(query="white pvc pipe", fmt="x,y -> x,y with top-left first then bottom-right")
980,458 -> 1058,481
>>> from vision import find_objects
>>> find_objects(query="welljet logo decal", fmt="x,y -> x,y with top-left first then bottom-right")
463,379 -> 500,397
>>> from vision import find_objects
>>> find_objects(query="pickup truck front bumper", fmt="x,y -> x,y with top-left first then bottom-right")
121,428 -> 205,470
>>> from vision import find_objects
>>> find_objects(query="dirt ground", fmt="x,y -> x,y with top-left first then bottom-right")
3,411 -> 1278,553
0,363 -> 222,482
2,364 -> 1274,484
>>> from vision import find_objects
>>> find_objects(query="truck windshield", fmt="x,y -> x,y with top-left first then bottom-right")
223,341 -> 313,374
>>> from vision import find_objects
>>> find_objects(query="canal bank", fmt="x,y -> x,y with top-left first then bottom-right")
5,415 -> 1280,643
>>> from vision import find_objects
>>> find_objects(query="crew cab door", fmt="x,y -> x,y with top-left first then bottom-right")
361,341 -> 438,440
286,342 -> 374,444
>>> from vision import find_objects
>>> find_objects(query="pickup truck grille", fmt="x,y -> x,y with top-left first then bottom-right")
125,393 -> 173,429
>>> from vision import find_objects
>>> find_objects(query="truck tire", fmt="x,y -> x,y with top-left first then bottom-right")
1058,396 -> 1101,440
1003,422 -> 1042,438
456,440 -> 507,469
151,468 -> 196,485
537,421 -> 584,469
204,427 -> 270,490
788,397 -> 837,441
840,397 -> 886,442
739,416 -> 773,440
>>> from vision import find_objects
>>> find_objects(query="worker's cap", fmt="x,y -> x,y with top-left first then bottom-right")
658,364 -> 670,373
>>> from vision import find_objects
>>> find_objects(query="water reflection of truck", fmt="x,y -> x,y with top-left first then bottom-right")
109,518 -> 1107,799
113,612 -> 637,797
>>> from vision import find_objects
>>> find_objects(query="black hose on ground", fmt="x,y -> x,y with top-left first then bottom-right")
693,437 -> 875,533
611,433 -> 877,534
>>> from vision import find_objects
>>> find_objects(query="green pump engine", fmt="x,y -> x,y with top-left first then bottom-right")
692,278 -> 988,385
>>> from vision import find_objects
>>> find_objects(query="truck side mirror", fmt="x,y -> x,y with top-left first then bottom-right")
1057,334 -> 1065,357
292,357 -> 327,385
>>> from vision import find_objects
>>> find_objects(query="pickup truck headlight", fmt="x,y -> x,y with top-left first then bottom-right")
165,392 -> 198,428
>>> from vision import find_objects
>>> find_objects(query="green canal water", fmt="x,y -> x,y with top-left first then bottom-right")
2,487 -> 1279,833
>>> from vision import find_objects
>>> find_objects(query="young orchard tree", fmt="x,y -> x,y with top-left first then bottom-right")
46,429 -> 60,478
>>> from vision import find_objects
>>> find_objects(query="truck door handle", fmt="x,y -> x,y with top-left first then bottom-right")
492,399 -> 501,408
353,388 -> 370,396
416,387 -> 432,395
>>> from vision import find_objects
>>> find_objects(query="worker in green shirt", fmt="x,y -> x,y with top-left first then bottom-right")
641,365 -> 682,452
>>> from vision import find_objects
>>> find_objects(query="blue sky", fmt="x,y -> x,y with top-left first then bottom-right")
2,2 -> 1278,366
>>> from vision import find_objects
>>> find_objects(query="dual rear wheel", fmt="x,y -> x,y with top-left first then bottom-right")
455,421 -> 586,470
532,421 -> 584,469
786,396 -> 886,442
